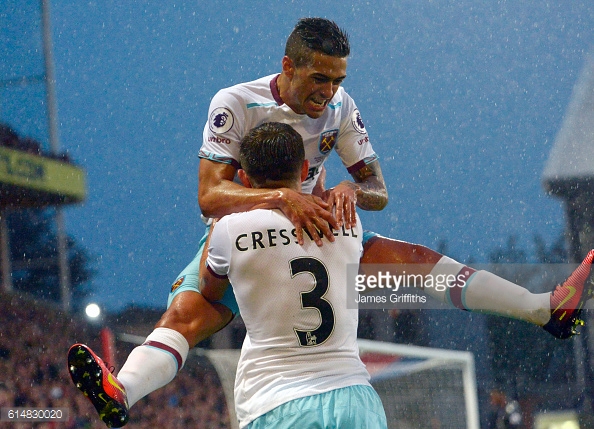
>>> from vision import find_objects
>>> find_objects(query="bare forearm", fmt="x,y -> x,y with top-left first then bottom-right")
351,163 -> 388,211
198,159 -> 336,245
354,179 -> 388,211
199,181 -> 285,218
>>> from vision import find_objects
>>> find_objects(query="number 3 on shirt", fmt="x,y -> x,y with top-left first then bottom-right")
290,257 -> 335,347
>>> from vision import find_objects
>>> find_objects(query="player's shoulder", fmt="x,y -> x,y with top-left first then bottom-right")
326,87 -> 358,123
214,74 -> 276,100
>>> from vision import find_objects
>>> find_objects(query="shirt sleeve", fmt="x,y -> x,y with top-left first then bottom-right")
198,88 -> 246,169
206,218 -> 233,277
334,92 -> 379,173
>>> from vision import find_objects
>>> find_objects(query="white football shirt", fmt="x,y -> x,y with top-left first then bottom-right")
199,74 -> 378,194
206,209 -> 371,428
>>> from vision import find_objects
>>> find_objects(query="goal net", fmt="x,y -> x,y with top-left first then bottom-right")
357,339 -> 479,429
203,339 -> 479,429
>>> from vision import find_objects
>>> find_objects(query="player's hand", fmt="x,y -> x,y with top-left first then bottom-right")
322,181 -> 358,230
278,188 -> 338,246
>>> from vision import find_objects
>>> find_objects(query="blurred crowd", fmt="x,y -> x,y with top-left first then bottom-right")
0,124 -> 71,163
0,292 -> 230,428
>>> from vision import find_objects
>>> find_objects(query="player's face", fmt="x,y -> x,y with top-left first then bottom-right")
283,52 -> 347,119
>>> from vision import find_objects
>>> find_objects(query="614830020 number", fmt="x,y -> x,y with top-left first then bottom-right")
1,407 -> 69,422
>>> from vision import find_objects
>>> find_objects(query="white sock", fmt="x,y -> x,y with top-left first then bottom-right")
428,256 -> 550,325
117,327 -> 189,407
463,270 -> 550,325
426,256 -> 464,303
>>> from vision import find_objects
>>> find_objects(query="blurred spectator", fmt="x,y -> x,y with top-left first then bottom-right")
0,123 -> 71,163
488,389 -> 523,429
18,138 -> 41,156
0,124 -> 20,148
0,292 -> 230,428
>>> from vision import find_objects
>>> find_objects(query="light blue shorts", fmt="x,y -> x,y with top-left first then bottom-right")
246,385 -> 387,429
167,227 -> 380,315
167,225 -> 240,314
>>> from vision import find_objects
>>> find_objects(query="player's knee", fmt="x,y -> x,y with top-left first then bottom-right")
155,291 -> 233,347
157,291 -> 201,328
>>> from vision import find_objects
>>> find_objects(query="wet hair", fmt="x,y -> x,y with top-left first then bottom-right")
285,17 -> 350,67
239,122 -> 305,187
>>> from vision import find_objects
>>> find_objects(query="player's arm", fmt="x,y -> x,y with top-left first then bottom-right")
200,270 -> 230,303
198,219 -> 231,303
322,159 -> 388,227
199,261 -> 231,305
349,160 -> 388,210
198,158 -> 338,245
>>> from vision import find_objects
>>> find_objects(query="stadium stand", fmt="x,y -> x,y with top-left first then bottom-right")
0,124 -> 84,209
0,292 -> 230,428
0,124 -> 68,162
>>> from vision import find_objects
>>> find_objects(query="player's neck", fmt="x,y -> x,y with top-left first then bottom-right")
275,74 -> 297,113
255,178 -> 300,192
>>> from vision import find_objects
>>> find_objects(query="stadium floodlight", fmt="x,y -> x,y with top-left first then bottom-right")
85,303 -> 101,320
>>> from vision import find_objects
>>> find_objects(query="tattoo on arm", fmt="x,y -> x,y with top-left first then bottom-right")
351,162 -> 388,211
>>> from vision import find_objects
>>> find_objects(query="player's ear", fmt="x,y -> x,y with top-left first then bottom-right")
237,169 -> 253,188
282,56 -> 295,79
300,160 -> 310,182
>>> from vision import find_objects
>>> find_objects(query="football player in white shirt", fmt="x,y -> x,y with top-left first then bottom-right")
199,121 -> 387,428
67,17 -> 594,428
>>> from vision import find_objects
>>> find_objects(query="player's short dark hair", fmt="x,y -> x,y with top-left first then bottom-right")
239,122 -> 305,187
285,17 -> 350,67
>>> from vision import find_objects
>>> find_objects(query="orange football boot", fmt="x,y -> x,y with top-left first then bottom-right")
68,344 -> 129,427
543,250 -> 594,339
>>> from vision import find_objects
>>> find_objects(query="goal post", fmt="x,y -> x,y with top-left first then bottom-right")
117,333 -> 479,429
202,348 -> 242,429
201,339 -> 480,429
357,339 -> 480,429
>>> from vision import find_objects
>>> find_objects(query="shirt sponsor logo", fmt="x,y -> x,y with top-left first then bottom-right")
209,107 -> 234,134
318,129 -> 338,154
305,165 -> 320,182
357,136 -> 369,146
208,136 -> 232,144
351,109 -> 366,134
